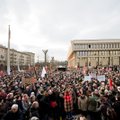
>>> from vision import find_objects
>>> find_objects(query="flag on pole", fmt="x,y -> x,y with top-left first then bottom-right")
7,25 -> 11,75
109,78 -> 113,90
41,67 -> 46,78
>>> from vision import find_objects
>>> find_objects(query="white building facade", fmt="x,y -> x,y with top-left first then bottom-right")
68,39 -> 120,68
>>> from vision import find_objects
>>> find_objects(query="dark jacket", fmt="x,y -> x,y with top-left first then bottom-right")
2,109 -> 23,120
30,107 -> 40,118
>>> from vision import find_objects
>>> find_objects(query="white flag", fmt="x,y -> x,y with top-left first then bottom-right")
41,67 -> 46,78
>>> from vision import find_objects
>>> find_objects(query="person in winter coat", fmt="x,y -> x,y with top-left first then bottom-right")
0,99 -> 7,119
88,92 -> 98,120
30,101 -> 40,119
78,94 -> 88,117
64,88 -> 73,120
113,95 -> 120,120
2,104 -> 23,120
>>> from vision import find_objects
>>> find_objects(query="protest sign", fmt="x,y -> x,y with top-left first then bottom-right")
84,76 -> 91,81
90,73 -> 96,78
22,77 -> 37,86
97,75 -> 105,81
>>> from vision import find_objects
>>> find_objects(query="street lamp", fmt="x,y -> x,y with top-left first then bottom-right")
42,49 -> 48,66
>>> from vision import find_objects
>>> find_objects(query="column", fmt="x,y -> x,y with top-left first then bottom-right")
119,56 -> 120,65
98,51 -> 99,66
108,50 -> 110,65
42,50 -> 48,66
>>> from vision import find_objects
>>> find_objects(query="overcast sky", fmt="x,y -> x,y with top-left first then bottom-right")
0,0 -> 120,62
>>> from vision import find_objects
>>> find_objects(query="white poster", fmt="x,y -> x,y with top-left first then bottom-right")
97,75 -> 105,81
84,76 -> 91,81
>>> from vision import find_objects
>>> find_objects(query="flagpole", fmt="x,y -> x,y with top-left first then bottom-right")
7,25 -> 11,75
17,54 -> 20,72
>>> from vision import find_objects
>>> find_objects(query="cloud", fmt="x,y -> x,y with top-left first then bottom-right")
0,0 -> 120,61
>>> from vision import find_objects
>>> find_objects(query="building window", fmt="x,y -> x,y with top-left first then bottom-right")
75,44 -> 77,49
111,44 -> 113,48
104,51 -> 106,55
113,51 -> 115,55
95,44 -> 96,48
88,51 -> 91,56
74,44 -> 76,49
101,51 -> 103,55
82,52 -> 84,56
80,52 -> 82,56
119,44 -> 120,48
102,44 -> 105,49
91,44 -> 93,48
88,44 -> 91,48
116,43 -> 118,48
84,51 -> 87,56
83,44 -> 85,49
81,45 -> 83,49
84,44 -> 87,49
112,43 -> 114,48
106,44 -> 108,48
97,44 -> 100,49
109,44 -> 111,49
118,51 -> 120,55
112,44 -> 114,48
114,44 -> 116,48
83,52 -> 85,56
76,52 -> 79,56
79,45 -> 81,49
96,44 -> 98,49
105,44 -> 107,48
75,44 -> 78,49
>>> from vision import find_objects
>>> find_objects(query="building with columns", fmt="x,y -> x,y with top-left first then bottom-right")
67,39 -> 120,68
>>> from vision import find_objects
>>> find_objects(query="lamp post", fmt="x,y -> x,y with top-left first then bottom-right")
42,50 -> 48,66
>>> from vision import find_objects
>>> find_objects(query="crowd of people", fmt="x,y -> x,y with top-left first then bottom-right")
0,65 -> 120,120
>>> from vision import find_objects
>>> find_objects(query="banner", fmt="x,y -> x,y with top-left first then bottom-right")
22,77 -> 37,86
84,76 -> 91,81
97,75 -> 105,81
90,73 -> 96,78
